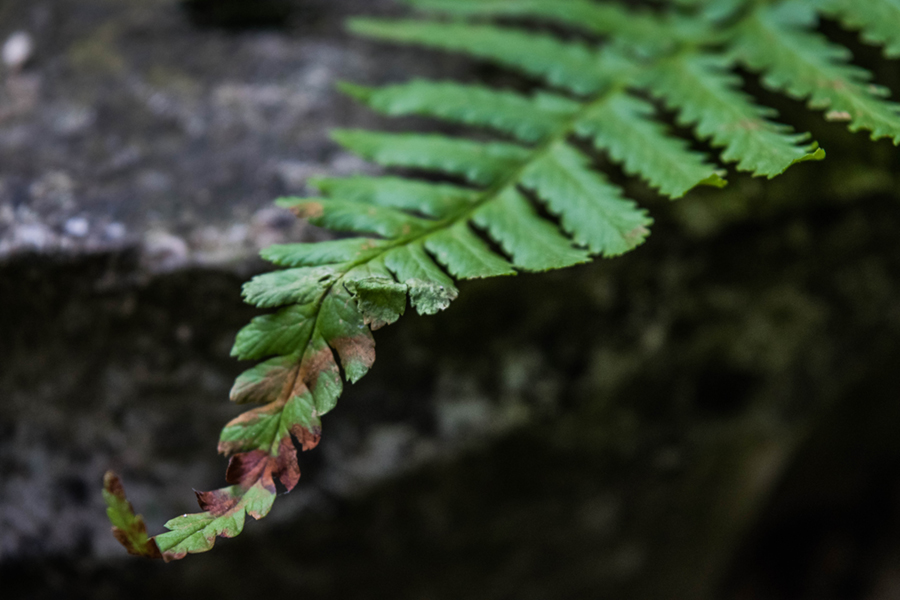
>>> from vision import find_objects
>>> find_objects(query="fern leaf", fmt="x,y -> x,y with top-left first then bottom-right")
230,354 -> 297,405
383,244 -> 459,315
332,129 -> 530,186
102,473 -> 163,559
473,187 -> 591,271
678,0 -> 746,21
277,196 -> 432,239
424,222 -> 517,278
734,1 -> 900,143
815,0 -> 900,59
301,336 -> 344,415
151,275 -> 381,560
311,175 -> 477,218
645,52 -> 825,177
260,238 -> 388,268
348,19 -> 619,95
242,267 -> 338,309
575,92 -> 727,198
344,278 -> 408,330
318,286 -> 378,383
520,141 -> 651,256
404,0 -> 678,53
342,259 -> 409,330
231,304 -> 319,361
341,80 -> 579,144
153,482 -> 276,561
158,384 -> 325,560
218,390 -> 322,457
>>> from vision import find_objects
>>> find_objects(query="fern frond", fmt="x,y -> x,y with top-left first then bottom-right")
473,187 -> 592,270
259,238 -> 387,268
674,0 -> 746,22
425,222 -> 518,277
575,92 -> 727,197
734,1 -> 900,143
340,80 -> 579,144
108,0 -> 900,560
102,473 -> 162,559
383,244 -> 458,315
404,0 -> 680,52
282,196 -> 434,238
312,175 -> 479,218
815,0 -> 900,59
521,142 -> 651,256
644,52 -> 824,177
347,19 -> 624,94
332,130 -> 531,185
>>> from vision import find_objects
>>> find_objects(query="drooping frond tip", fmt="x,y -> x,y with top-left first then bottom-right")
107,0 -> 900,560
103,472 -> 163,560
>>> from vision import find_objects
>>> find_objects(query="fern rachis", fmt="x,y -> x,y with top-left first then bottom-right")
104,0 -> 900,560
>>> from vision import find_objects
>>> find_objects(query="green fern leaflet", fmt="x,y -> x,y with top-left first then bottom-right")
106,0 -> 900,560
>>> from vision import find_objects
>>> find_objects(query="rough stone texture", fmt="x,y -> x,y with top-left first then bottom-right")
2,1 -> 900,599
0,0 -> 464,266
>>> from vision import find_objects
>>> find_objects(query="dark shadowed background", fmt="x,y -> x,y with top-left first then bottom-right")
2,1 -> 900,598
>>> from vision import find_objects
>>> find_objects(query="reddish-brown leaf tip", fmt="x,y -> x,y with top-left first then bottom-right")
297,344 -> 339,393
103,470 -> 127,500
102,471 -> 163,560
330,334 -> 376,378
225,450 -> 273,490
291,424 -> 322,452
275,436 -> 302,492
195,488 -> 240,516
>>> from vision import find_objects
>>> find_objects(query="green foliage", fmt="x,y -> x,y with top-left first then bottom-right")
734,1 -> 900,142
102,472 -> 162,560
107,0 -> 900,560
815,0 -> 900,59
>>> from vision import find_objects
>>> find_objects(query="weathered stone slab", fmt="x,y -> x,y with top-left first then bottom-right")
0,0 -> 462,269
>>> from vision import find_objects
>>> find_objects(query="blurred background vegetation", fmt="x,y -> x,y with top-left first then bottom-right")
2,1 -> 900,598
